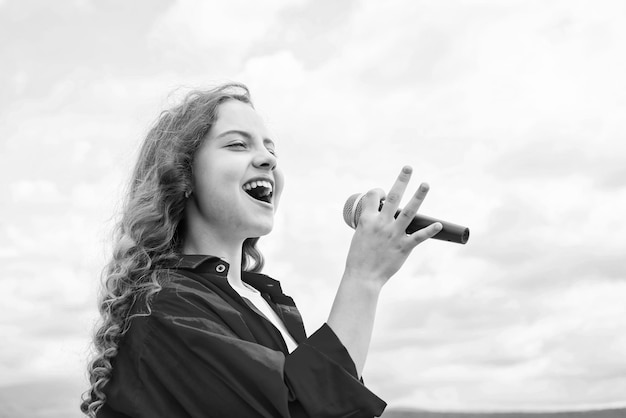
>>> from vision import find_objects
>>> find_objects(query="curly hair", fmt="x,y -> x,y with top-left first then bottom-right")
80,83 -> 264,416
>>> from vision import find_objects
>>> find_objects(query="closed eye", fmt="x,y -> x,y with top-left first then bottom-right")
227,141 -> 247,149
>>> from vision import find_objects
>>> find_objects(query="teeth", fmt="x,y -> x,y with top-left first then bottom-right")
243,180 -> 273,193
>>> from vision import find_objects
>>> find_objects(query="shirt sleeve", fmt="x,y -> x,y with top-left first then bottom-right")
285,324 -> 385,415
127,281 -> 387,418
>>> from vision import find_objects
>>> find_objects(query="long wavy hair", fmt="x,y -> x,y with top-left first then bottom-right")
80,83 -> 264,417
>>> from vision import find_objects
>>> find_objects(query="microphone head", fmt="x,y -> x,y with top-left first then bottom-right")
343,193 -> 365,229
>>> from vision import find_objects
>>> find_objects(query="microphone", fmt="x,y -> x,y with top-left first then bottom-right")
343,193 -> 470,244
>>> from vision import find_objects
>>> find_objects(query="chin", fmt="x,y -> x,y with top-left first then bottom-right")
248,222 -> 274,238
257,226 -> 274,237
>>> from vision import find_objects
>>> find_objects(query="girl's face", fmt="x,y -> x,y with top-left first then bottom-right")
188,100 -> 284,242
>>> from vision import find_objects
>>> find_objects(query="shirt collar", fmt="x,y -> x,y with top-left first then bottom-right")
163,255 -> 288,302
164,254 -> 230,277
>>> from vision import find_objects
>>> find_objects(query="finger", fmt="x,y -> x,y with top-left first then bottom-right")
395,182 -> 430,229
408,222 -> 442,245
380,165 -> 412,219
360,188 -> 386,218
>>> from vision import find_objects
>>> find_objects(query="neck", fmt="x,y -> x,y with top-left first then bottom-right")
182,228 -> 245,287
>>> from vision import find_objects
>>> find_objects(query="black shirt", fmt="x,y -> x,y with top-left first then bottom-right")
98,255 -> 386,417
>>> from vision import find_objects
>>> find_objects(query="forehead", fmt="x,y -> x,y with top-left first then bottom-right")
211,100 -> 269,136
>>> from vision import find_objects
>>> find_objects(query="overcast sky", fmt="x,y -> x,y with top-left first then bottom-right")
1,0 -> 626,414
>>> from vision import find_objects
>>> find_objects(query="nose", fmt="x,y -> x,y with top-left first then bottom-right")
252,147 -> 277,171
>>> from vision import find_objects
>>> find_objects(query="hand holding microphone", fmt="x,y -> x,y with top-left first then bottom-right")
341,165 -> 469,287
343,194 -> 470,245
343,170 -> 470,245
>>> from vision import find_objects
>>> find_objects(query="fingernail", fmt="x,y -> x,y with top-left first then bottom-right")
402,165 -> 412,174
435,222 -> 443,231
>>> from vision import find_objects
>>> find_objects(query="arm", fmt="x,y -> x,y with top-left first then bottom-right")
327,166 -> 443,377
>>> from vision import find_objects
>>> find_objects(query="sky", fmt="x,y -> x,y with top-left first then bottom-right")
1,0 -> 626,415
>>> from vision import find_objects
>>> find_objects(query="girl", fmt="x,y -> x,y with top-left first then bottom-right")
81,83 -> 442,417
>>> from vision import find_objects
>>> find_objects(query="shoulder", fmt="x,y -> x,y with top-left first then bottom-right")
151,268 -> 221,306
138,268 -> 247,339
155,268 -> 205,293
144,268 -> 246,323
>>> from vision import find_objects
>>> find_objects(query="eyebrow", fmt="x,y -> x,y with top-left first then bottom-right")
216,129 -> 275,148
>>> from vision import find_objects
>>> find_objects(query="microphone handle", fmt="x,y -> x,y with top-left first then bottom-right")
394,209 -> 470,244
375,200 -> 469,244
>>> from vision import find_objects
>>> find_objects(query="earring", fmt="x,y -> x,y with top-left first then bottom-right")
184,190 -> 191,199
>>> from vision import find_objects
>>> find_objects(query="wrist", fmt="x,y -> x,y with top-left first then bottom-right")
340,269 -> 386,294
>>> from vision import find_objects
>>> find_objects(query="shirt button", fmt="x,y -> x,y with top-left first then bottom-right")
216,264 -> 226,273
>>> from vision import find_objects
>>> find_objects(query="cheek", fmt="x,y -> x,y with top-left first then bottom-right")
273,169 -> 285,207
192,153 -> 237,194
192,161 -> 229,209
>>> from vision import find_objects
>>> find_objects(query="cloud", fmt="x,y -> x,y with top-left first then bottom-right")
0,0 -> 173,107
487,133 -> 626,191
247,0 -> 360,69
10,180 -> 62,204
0,377 -> 86,418
147,0 -> 305,75
364,255 -> 626,408
1,0 -> 626,412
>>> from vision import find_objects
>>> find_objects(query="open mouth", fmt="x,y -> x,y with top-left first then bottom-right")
242,179 -> 273,204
